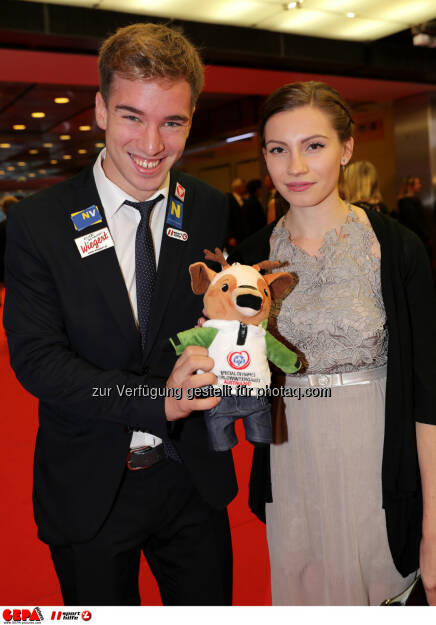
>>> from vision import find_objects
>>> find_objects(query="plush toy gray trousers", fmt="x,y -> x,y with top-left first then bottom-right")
204,394 -> 272,451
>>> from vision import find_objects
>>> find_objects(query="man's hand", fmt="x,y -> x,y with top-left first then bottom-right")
165,345 -> 220,421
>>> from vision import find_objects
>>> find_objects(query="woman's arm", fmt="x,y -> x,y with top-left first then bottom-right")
402,227 -> 436,605
417,423 -> 436,605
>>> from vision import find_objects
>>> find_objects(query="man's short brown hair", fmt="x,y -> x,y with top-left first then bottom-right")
98,23 -> 204,108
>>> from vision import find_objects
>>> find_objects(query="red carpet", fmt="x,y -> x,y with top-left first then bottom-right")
0,294 -> 271,606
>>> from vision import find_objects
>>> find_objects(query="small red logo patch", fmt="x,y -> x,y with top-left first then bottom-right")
175,183 -> 185,201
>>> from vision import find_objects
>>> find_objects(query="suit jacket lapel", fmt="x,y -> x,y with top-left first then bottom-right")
143,170 -> 194,360
69,166 -> 140,347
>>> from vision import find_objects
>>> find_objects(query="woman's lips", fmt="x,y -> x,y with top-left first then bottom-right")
286,182 -> 315,192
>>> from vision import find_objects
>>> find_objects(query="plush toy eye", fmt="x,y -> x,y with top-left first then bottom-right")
264,288 -> 269,296
222,283 -> 229,292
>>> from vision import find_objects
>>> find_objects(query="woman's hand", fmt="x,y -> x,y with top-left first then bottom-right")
420,535 -> 436,605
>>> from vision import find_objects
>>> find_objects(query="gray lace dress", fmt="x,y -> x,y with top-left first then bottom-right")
265,207 -> 415,605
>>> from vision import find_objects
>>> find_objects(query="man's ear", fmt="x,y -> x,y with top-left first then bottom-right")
95,92 -> 107,131
189,262 -> 216,294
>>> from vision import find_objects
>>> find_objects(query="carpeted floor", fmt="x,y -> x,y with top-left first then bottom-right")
0,296 -> 271,606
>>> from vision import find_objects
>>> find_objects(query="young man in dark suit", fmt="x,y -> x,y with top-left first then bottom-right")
3,23 -> 237,606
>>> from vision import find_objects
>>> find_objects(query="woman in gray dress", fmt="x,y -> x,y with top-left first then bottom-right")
229,82 -> 436,605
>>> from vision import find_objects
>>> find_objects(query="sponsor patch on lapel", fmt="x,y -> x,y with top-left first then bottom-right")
71,205 -> 102,231
175,182 -> 186,202
166,226 -> 188,242
75,227 -> 114,258
166,196 -> 183,228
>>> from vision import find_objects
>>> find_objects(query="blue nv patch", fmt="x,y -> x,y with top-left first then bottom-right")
71,205 -> 103,231
165,196 -> 183,228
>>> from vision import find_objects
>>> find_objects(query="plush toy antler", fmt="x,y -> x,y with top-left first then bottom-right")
203,247 -> 230,269
253,260 -> 282,273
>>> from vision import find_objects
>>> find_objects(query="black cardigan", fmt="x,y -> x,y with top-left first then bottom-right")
229,210 -> 436,577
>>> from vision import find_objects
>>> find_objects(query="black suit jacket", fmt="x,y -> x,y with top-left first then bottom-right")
4,164 -> 237,545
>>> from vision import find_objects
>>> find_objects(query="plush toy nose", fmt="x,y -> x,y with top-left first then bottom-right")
236,293 -> 262,311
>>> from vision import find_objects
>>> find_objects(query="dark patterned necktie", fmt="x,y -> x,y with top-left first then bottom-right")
125,195 -> 181,462
125,195 -> 163,349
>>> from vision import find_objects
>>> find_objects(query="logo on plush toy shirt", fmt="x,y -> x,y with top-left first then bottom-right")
227,351 -> 251,370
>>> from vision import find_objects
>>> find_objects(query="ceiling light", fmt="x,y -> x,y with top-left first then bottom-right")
0,170 -> 4,175
78,149 -> 88,154
79,125 -> 91,131
54,97 -> 70,104
346,12 -> 355,18
13,124 -> 26,130
17,162 -> 26,166
43,142 -> 53,148
0,143 -> 11,148
39,169 -> 47,174
60,135 -> 71,140
31,112 -> 46,118
225,132 -> 256,143
50,159 -> 58,165
28,172 -> 36,177
95,142 -> 105,148
63,155 -> 72,160
29,149 -> 39,154
18,176 -> 26,181
287,2 -> 297,8
7,166 -> 15,171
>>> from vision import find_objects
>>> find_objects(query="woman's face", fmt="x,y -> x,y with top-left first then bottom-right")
263,105 -> 353,210
412,177 -> 422,194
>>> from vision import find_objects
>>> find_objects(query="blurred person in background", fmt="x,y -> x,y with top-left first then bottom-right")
264,173 -> 276,218
266,171 -> 289,224
239,178 -> 266,240
398,176 -> 432,258
225,177 -> 247,250
342,160 -> 388,214
0,195 -> 18,293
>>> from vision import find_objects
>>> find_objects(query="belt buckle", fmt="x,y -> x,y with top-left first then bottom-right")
126,445 -> 165,471
308,373 -> 331,387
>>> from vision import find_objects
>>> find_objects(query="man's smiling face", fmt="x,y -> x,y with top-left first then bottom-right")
95,74 -> 193,200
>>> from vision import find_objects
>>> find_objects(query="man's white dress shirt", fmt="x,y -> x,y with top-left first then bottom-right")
93,149 -> 169,448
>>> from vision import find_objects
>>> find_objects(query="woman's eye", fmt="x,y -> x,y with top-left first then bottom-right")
222,284 -> 229,292
269,146 -> 284,154
307,142 -> 324,151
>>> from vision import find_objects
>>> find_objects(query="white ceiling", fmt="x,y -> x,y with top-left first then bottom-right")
20,0 -> 436,42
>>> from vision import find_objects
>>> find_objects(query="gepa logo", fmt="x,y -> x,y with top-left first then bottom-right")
3,608 -> 43,623
227,351 -> 250,370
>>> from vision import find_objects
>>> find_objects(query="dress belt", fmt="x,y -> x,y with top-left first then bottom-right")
285,364 -> 387,388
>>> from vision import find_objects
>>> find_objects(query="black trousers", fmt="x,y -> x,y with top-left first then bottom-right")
49,459 -> 233,606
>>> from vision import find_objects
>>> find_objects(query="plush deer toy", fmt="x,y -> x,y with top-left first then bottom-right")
170,248 -> 301,451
